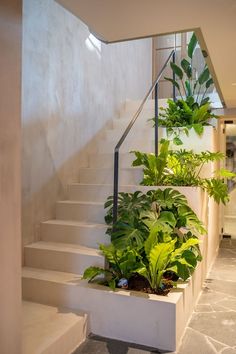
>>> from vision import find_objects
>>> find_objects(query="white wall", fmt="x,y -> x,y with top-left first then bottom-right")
22,0 -> 152,247
0,1 -> 22,353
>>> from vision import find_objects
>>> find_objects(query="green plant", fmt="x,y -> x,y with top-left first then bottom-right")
83,244 -> 143,290
136,232 -> 200,292
83,188 -> 204,293
105,187 -> 205,250
165,33 -> 214,106
152,33 -> 218,144
157,98 -> 217,145
131,141 -> 235,205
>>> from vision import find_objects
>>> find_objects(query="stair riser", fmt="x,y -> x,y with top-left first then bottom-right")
89,153 -> 134,168
41,222 -> 109,249
68,184 -> 113,202
104,128 -> 154,143
79,169 -> 143,185
112,118 -> 152,131
119,108 -> 154,119
68,184 -> 158,202
97,140 -> 155,153
24,248 -> 104,274
123,99 -> 168,112
56,202 -> 105,223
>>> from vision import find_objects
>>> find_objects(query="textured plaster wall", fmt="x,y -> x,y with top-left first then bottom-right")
0,1 -> 22,353
22,0 -> 152,247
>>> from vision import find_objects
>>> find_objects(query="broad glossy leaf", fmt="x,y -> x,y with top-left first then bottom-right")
217,168 -> 236,178
181,59 -> 192,78
206,78 -> 213,89
173,136 -> 183,145
188,33 -> 198,59
83,266 -> 107,281
198,68 -> 210,85
164,77 -> 180,90
192,123 -> 204,136
185,80 -> 192,96
170,62 -> 184,80
149,239 -> 176,278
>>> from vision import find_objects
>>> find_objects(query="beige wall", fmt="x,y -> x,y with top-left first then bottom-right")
0,1 -> 22,353
22,0 -> 152,248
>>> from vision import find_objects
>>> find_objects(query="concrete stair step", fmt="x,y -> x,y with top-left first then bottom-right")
24,241 -> 104,274
97,139 -> 155,153
79,167 -> 143,185
112,116 -> 153,130
118,109 -> 155,121
41,220 -> 109,249
56,200 -> 105,223
22,267 -> 86,313
104,127 -> 154,143
22,300 -> 87,354
88,152 -> 134,168
122,98 -> 168,112
67,183 -> 160,202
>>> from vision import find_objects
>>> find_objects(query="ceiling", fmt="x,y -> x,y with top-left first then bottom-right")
56,0 -> 236,108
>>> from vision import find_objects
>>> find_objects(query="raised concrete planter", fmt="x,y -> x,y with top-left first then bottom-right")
23,261 -> 203,352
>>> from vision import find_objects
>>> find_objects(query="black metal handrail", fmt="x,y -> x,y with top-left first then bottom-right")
113,49 -> 176,224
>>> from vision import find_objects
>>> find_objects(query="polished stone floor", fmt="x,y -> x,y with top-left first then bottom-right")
74,239 -> 236,354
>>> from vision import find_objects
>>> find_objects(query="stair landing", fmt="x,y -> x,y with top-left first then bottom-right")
22,301 -> 87,354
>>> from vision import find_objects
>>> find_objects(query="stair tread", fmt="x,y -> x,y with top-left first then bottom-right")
22,267 -> 83,283
22,300 -> 86,354
42,219 -> 107,228
25,241 -> 103,257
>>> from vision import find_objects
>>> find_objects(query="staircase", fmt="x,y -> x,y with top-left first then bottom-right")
22,99 -> 157,352
22,99 -> 205,352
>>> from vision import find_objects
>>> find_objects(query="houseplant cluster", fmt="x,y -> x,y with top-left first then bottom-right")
83,33 -> 235,295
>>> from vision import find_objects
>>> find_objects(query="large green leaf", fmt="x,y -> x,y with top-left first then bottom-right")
158,211 -> 177,228
185,80 -> 192,97
192,123 -> 204,136
188,33 -> 198,59
198,68 -> 210,85
217,168 -> 236,178
170,238 -> 199,262
149,239 -> 176,288
203,178 -> 229,204
83,266 -> 109,282
181,59 -> 192,78
110,222 -> 146,250
164,77 -> 180,91
206,78 -> 213,89
170,62 -> 184,80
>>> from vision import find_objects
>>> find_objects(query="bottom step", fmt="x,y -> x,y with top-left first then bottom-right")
22,301 -> 88,354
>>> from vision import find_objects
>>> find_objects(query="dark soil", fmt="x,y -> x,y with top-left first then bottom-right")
128,273 -> 173,296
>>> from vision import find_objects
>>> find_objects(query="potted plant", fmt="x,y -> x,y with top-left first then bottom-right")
83,187 -> 204,295
131,139 -> 235,205
154,33 -> 218,145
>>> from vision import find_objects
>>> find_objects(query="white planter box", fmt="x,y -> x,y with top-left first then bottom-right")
23,262 -> 203,352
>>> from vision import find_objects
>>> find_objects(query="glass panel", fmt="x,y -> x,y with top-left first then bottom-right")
156,33 -> 181,49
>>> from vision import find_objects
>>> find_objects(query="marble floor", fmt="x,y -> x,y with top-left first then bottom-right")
74,239 -> 236,354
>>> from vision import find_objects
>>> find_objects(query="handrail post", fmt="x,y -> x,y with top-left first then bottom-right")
154,83 -> 159,156
113,149 -> 119,224
172,51 -> 176,102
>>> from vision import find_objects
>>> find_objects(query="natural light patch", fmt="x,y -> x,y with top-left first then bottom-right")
85,33 -> 102,58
